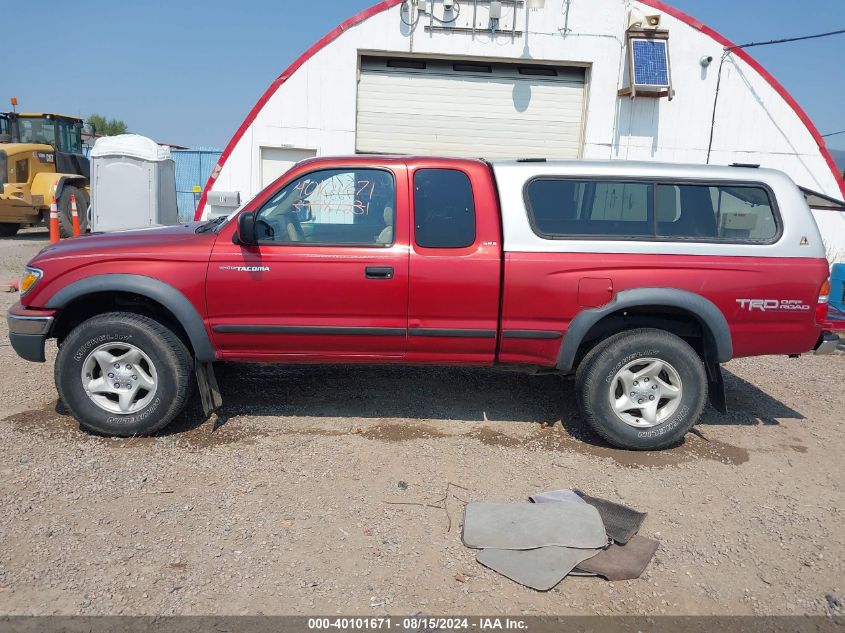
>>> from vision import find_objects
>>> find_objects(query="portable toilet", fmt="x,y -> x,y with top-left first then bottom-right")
830,263 -> 845,321
90,134 -> 178,232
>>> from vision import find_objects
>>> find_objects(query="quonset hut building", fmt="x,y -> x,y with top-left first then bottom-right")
196,0 -> 845,257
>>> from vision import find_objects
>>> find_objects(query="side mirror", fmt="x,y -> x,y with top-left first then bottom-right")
236,211 -> 257,245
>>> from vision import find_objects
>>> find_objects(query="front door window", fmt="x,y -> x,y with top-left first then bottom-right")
57,120 -> 83,154
255,168 -> 396,246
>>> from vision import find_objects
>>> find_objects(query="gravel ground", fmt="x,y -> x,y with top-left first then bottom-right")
0,230 -> 843,616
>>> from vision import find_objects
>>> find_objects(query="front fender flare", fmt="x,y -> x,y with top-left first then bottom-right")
557,287 -> 733,371
45,274 -> 217,362
30,173 -> 86,204
30,172 -> 62,201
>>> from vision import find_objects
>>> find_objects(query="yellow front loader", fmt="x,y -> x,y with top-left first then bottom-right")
0,112 -> 90,237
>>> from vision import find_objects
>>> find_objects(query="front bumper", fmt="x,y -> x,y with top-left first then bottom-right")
814,331 -> 841,355
7,303 -> 55,363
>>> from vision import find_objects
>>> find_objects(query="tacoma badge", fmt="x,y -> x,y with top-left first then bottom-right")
219,266 -> 270,273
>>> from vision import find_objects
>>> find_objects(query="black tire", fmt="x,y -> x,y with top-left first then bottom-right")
57,186 -> 88,238
575,328 -> 708,450
0,223 -> 20,237
55,312 -> 194,436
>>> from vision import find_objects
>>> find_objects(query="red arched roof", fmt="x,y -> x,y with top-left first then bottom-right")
196,0 -> 845,218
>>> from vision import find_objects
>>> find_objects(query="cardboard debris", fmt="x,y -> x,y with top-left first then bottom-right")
462,501 -> 608,550
463,489 -> 657,591
477,546 -> 598,591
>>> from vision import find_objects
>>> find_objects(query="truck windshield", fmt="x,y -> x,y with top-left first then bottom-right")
17,117 -> 56,147
15,116 -> 83,153
0,116 -> 9,138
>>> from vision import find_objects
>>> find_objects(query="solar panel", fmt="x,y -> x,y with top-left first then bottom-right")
631,39 -> 669,88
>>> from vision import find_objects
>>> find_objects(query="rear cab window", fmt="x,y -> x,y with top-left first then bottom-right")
413,169 -> 476,248
525,177 -> 779,243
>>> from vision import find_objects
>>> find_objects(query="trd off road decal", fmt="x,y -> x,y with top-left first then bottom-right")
736,299 -> 811,312
219,266 -> 270,273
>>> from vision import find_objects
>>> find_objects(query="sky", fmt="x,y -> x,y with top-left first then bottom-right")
5,0 -> 845,152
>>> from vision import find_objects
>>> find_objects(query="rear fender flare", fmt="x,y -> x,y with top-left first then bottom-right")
557,287 -> 733,371
45,274 -> 216,362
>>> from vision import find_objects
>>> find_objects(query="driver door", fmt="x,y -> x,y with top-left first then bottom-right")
206,163 -> 410,359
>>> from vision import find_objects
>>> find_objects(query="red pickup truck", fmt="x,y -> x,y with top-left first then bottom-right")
7,156 -> 838,449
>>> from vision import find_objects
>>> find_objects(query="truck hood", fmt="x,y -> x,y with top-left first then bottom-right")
30,223 -> 216,265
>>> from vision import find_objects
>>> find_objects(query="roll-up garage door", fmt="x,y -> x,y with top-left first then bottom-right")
356,56 -> 586,158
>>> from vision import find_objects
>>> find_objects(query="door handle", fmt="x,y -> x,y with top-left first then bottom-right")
365,266 -> 394,279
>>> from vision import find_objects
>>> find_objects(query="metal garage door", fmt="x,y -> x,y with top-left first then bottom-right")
356,56 -> 586,158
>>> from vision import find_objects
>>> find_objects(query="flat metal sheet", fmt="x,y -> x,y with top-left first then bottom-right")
462,501 -> 607,550
477,546 -> 599,591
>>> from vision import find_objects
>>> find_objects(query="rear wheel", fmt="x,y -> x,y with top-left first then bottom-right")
575,328 -> 708,450
57,186 -> 88,237
0,223 -> 20,237
55,312 -> 194,436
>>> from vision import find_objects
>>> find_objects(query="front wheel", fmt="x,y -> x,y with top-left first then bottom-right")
575,328 -> 708,450
55,312 -> 194,436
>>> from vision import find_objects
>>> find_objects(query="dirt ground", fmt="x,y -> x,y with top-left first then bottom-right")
0,230 -> 843,617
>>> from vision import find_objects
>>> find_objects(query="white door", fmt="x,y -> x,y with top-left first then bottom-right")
92,158 -> 153,232
357,57 -> 586,158
260,147 -> 317,189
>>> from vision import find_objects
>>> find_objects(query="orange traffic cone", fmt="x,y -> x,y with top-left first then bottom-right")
49,195 -> 60,243
70,193 -> 81,237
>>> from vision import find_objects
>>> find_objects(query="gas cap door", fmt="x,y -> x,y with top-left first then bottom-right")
578,278 -> 613,308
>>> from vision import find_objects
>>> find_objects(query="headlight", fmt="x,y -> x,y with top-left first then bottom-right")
19,266 -> 43,296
